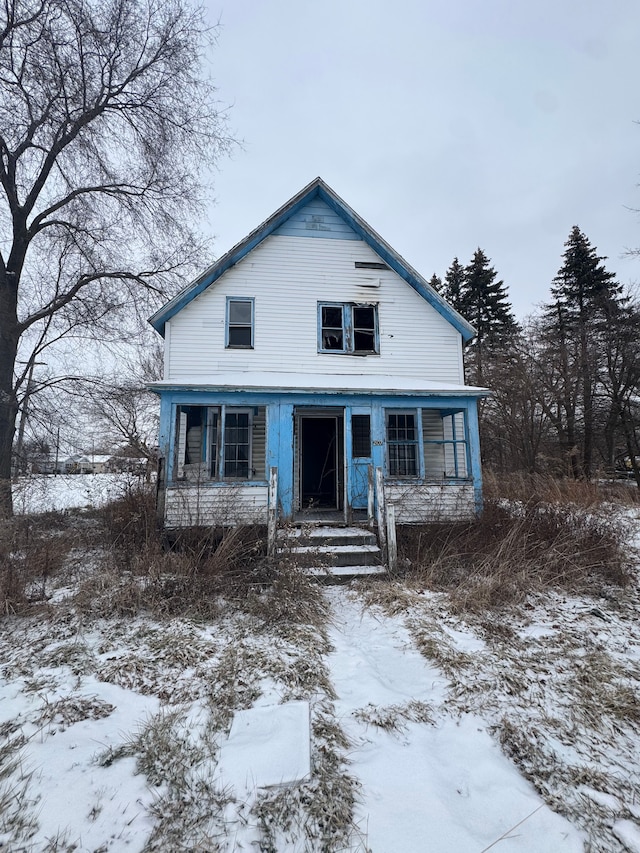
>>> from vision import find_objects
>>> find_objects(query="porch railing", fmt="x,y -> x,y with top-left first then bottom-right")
267,466 -> 278,557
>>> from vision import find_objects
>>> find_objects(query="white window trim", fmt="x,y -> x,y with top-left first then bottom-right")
225,297 -> 255,349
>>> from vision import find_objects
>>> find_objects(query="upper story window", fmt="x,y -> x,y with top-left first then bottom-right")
226,297 -> 254,348
318,302 -> 378,354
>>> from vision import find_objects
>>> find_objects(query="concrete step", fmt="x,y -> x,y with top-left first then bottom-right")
308,564 -> 387,580
277,523 -> 385,577
278,525 -> 377,548
290,543 -> 382,567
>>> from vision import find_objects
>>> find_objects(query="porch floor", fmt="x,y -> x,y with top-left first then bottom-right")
292,509 -> 370,525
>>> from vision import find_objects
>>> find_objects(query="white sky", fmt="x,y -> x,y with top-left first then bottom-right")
202,0 -> 640,319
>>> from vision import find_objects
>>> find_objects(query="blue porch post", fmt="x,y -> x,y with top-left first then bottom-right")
158,393 -> 173,473
267,402 -> 294,519
465,399 -> 483,515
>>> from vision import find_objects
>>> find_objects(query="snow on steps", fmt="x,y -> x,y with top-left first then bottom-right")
278,524 -> 386,579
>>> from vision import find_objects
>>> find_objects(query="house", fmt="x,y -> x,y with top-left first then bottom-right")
148,178 -> 488,530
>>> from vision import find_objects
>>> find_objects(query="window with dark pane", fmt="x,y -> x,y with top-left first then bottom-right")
224,412 -> 250,477
353,305 -> 376,352
318,302 -> 379,354
352,414 -> 371,457
321,305 -> 344,350
227,299 -> 253,348
387,412 -> 418,477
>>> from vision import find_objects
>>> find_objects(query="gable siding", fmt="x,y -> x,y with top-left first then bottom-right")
273,198 -> 359,240
167,235 -> 464,383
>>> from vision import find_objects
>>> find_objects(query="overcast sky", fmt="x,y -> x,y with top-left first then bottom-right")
203,0 -> 640,319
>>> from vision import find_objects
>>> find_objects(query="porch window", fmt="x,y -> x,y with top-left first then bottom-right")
318,303 -> 378,354
387,412 -> 418,477
174,405 -> 265,481
421,409 -> 469,478
224,411 -> 250,478
226,297 -> 254,348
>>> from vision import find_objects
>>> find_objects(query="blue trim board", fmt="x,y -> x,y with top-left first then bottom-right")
148,178 -> 476,343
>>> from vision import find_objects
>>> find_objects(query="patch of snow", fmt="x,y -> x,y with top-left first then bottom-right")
324,590 -> 585,853
580,786 -> 621,812
0,674 -> 159,851
13,473 -> 148,514
441,624 -> 486,653
613,819 -> 640,853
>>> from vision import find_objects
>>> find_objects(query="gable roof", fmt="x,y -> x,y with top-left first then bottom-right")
148,177 -> 476,342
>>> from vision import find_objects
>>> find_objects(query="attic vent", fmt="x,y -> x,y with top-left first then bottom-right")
355,261 -> 389,270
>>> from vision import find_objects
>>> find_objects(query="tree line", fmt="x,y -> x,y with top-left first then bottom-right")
431,229 -> 640,485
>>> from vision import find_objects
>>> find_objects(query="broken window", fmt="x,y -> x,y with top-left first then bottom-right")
226,297 -> 254,348
318,303 -> 378,354
386,412 -> 418,477
320,305 -> 344,350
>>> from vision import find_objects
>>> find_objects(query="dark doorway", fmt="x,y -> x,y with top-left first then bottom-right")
300,417 -> 339,509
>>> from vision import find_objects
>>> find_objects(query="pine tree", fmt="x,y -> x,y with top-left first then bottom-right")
428,273 -> 442,292
441,258 -> 465,312
542,226 -> 622,478
460,249 -> 518,385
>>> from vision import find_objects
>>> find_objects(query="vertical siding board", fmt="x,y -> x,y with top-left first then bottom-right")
274,198 -> 360,240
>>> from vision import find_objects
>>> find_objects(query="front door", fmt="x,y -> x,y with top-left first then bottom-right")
348,408 -> 372,510
300,415 -> 339,509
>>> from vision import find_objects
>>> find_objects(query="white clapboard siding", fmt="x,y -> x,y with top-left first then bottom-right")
165,486 -> 269,527
385,483 -> 475,523
167,235 -> 464,383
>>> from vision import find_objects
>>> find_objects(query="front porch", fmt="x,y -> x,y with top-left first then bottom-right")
153,380 -> 485,530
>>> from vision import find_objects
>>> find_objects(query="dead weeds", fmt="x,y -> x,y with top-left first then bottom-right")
397,498 -> 632,613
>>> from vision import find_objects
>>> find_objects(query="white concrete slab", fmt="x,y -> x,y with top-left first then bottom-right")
217,700 -> 311,793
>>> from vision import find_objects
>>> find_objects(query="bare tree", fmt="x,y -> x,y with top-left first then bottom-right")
85,338 -> 163,469
0,0 -> 230,515
479,321 -> 552,474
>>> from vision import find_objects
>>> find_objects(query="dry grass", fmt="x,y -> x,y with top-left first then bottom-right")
397,498 -> 632,613
484,470 -> 640,507
0,514 -> 78,615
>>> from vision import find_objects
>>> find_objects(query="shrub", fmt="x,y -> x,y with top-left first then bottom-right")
398,498 -> 632,612
80,486 -> 277,618
484,470 -> 640,507
0,515 -> 75,614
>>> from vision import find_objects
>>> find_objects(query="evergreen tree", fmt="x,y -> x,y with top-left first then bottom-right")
541,226 -> 623,478
460,249 -> 518,384
428,273 -> 442,292
441,257 -> 465,312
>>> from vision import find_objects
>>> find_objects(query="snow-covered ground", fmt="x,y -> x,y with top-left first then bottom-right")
1,482 -> 640,851
12,473 -> 146,514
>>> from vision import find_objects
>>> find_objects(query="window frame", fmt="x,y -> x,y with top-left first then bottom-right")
386,409 -> 420,478
222,407 -> 252,479
317,302 -> 379,355
174,405 -> 259,482
225,297 -> 255,349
